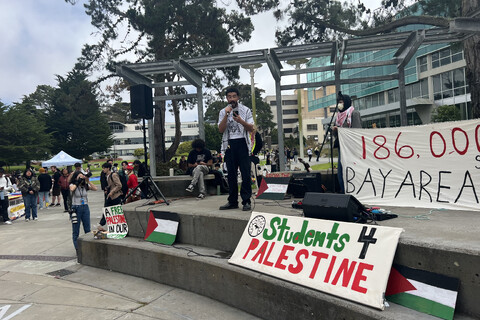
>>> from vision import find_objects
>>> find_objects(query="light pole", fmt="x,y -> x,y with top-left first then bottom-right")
287,58 -> 309,159
241,64 -> 263,125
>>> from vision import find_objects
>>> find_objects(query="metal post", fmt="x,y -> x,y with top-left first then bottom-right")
398,67 -> 408,126
250,68 -> 257,125
275,80 -> 285,172
197,86 -> 205,140
148,118 -> 156,176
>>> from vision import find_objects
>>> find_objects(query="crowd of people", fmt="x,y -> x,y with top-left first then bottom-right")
0,160 -> 143,250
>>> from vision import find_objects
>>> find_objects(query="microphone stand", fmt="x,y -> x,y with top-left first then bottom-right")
317,101 -> 340,193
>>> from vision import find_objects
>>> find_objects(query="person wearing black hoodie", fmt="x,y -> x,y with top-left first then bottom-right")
332,92 -> 362,193
37,168 -> 52,209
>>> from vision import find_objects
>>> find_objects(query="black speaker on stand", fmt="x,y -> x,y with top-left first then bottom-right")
130,84 -> 153,119
302,192 -> 365,222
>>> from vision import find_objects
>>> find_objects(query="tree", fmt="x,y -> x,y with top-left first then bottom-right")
431,105 -> 461,122
204,123 -> 222,152
66,0 -> 278,164
176,141 -> 193,155
46,70 -> 113,159
133,148 -> 145,158
102,102 -> 134,124
0,102 -> 52,165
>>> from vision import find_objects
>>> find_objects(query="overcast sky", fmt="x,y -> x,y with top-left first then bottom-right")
0,0 -> 381,122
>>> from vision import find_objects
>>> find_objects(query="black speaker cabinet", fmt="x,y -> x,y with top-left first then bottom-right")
302,193 -> 364,222
130,84 -> 153,119
287,172 -> 322,198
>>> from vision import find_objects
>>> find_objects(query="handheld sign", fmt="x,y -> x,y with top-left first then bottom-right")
339,119 -> 480,211
103,205 -> 128,239
229,212 -> 403,309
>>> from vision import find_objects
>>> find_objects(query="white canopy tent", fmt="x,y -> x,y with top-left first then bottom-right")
42,151 -> 81,167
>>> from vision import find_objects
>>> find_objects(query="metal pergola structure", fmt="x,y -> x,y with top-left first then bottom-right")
117,17 -> 478,172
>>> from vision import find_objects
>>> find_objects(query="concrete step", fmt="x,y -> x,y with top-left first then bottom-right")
78,195 -> 480,319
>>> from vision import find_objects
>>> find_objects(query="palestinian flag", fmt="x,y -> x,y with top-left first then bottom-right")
386,264 -> 459,320
144,211 -> 180,245
256,177 -> 290,200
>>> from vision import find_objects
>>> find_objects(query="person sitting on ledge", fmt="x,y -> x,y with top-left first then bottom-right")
185,139 -> 213,199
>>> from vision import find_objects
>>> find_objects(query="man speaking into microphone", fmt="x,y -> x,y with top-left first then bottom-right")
218,87 -> 254,211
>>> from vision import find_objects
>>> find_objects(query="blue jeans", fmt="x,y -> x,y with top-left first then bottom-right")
23,193 -> 38,219
71,204 -> 91,249
38,191 -> 49,208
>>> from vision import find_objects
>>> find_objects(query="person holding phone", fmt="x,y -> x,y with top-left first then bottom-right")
217,87 -> 254,211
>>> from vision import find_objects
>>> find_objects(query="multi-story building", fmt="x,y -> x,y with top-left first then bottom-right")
307,40 -> 470,128
107,121 -> 199,159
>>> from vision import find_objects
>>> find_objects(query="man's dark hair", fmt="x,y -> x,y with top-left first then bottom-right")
102,162 -> 112,169
121,161 -> 128,166
133,160 -> 141,166
225,87 -> 240,96
192,139 -> 206,150
74,162 -> 82,168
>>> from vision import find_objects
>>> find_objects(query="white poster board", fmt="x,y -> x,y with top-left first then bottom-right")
103,205 -> 128,239
229,212 -> 403,310
339,119 -> 480,211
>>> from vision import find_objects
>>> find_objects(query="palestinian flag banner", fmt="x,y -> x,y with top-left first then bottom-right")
256,176 -> 291,200
386,264 -> 459,320
144,211 -> 180,245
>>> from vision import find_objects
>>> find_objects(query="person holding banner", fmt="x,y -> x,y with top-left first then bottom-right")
332,92 -> 362,193
70,171 -> 97,250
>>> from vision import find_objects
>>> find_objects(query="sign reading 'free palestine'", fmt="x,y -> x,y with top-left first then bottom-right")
229,212 -> 403,310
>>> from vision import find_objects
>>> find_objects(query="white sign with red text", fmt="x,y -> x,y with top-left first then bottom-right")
339,119 -> 480,211
229,212 -> 403,310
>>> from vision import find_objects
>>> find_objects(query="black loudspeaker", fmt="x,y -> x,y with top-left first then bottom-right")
287,172 -> 323,198
130,84 -> 153,119
302,193 -> 364,222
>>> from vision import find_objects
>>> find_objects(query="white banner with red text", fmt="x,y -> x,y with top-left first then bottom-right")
229,212 -> 404,310
338,119 -> 480,211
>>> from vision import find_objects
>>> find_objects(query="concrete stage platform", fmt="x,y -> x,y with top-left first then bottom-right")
78,194 -> 479,319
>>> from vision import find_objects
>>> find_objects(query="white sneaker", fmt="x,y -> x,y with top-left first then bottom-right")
33,217 -> 38,221
25,218 -> 30,222
196,193 -> 205,199
186,184 -> 194,192
4,221 -> 12,225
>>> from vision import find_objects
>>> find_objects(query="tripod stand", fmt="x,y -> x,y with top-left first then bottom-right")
122,117 -> 169,205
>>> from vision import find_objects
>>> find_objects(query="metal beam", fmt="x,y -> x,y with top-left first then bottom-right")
172,59 -> 203,87
280,74 -> 399,91
450,18 -> 480,33
152,81 -> 190,88
153,93 -> 197,101
116,65 -> 152,86
265,49 -> 283,82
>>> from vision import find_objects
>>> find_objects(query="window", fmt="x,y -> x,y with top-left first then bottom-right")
284,128 -> 293,134
418,56 -> 428,73
283,118 -> 298,124
307,124 -> 318,131
283,100 -> 298,105
283,109 -> 298,115
432,68 -> 467,100
431,47 -> 463,69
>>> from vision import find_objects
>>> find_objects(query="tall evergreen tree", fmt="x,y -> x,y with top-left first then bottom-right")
0,102 -> 52,165
46,70 -> 113,159
66,0 -> 278,164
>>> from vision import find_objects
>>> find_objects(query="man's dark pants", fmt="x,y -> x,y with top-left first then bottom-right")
225,139 -> 251,206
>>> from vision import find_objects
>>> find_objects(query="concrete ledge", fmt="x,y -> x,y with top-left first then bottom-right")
78,237 -> 452,320
119,197 -> 480,318
152,174 -> 217,197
